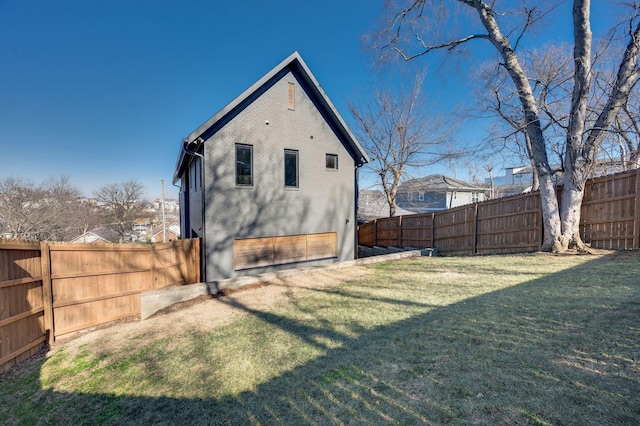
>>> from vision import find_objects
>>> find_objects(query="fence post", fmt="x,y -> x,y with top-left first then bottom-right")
431,213 -> 435,249
538,193 -> 544,250
398,215 -> 403,248
473,204 -> 479,254
39,242 -> 54,345
150,244 -> 157,289
634,170 -> 640,250
373,219 -> 378,247
194,238 -> 201,283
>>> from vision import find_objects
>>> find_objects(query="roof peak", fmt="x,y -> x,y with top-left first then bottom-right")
173,51 -> 369,184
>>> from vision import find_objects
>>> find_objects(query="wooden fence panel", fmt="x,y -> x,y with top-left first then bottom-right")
357,221 -> 376,247
376,217 -> 402,248
0,238 -> 201,370
581,171 -> 639,250
433,206 -> 476,255
358,170 -> 639,255
476,193 -> 542,253
400,213 -> 434,248
48,243 -> 150,338
47,240 -> 200,339
0,243 -> 45,373
152,239 -> 199,288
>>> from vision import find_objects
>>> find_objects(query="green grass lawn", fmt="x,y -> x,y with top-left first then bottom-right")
1,252 -> 639,425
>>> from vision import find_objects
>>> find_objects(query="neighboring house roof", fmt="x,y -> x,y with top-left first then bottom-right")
151,223 -> 181,239
358,190 -> 414,222
398,175 -> 486,193
497,184 -> 532,197
173,51 -> 370,184
70,227 -> 120,244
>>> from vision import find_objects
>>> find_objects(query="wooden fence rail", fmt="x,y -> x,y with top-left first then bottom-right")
359,169 -> 640,254
0,238 -> 201,373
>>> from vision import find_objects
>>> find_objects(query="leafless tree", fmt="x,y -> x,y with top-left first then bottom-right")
0,175 -> 85,241
94,180 -> 147,243
611,98 -> 640,169
473,44 -> 576,192
376,0 -> 640,252
348,72 -> 457,216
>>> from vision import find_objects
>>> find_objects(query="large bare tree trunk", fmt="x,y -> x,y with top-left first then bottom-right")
474,2 -> 562,251
556,0 -> 591,251
559,0 -> 640,250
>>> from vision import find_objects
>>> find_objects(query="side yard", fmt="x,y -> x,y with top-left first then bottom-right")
1,252 -> 639,425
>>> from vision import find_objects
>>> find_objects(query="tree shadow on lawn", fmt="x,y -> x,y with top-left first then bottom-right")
2,253 -> 640,425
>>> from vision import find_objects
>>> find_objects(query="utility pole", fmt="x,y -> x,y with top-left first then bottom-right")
161,179 -> 167,243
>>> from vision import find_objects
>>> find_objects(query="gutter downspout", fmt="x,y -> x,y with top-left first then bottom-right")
354,158 -> 366,259
182,137 -> 206,282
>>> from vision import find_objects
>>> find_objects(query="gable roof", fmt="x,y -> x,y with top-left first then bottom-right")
173,51 -> 370,184
398,174 -> 486,192
70,227 -> 120,244
151,222 -> 181,238
173,52 -> 371,184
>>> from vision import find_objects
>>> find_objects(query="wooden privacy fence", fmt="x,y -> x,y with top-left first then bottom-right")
0,238 -> 200,373
359,169 -> 640,254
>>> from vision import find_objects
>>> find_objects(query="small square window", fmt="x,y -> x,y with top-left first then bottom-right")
236,144 -> 253,186
326,154 -> 338,170
418,192 -> 425,201
284,149 -> 298,188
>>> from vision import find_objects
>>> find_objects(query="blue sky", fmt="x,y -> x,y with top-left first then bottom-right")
0,1 -> 614,199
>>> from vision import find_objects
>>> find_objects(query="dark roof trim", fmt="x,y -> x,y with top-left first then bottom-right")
173,51 -> 370,184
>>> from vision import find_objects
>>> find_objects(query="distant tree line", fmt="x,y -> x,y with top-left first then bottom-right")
0,176 -> 148,242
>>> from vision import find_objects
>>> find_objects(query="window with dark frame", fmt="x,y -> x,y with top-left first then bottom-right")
326,154 -> 338,170
236,144 -> 253,186
284,149 -> 299,188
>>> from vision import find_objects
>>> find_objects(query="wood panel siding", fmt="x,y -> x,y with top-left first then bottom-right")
234,232 -> 337,270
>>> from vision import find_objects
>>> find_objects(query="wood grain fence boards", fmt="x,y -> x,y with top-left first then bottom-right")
399,213 -> 434,248
357,221 -> 376,247
234,233 -> 338,270
0,238 -> 201,371
53,294 -> 140,337
47,239 -> 200,339
376,217 -> 402,248
0,243 -> 45,373
433,206 -> 476,255
476,193 -> 541,253
580,171 -> 638,249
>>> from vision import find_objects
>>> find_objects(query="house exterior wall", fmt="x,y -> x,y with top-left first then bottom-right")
447,191 -> 485,209
397,190 -> 485,213
396,191 -> 447,212
201,71 -> 357,281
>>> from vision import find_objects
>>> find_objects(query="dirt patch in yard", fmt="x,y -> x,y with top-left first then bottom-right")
46,265 -> 373,360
